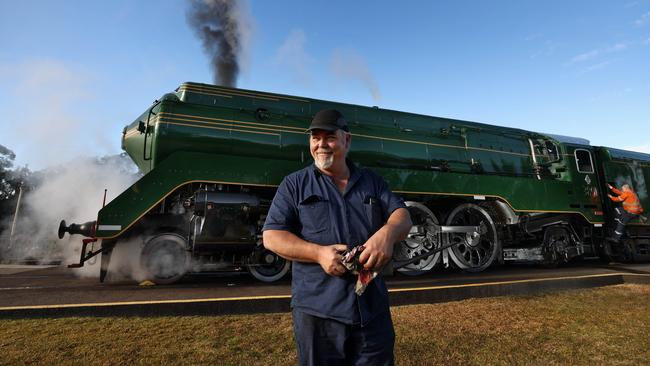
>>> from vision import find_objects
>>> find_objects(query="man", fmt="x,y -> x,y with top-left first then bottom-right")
608,183 -> 644,244
262,109 -> 412,365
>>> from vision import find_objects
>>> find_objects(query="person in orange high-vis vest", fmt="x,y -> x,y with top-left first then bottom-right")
607,183 -> 644,243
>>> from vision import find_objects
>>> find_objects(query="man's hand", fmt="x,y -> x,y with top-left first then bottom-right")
358,207 -> 412,271
358,231 -> 393,271
317,244 -> 348,276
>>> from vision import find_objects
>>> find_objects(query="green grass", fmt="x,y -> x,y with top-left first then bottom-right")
2,284 -> 650,365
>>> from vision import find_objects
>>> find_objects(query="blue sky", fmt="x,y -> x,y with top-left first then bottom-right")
1,0 -> 649,170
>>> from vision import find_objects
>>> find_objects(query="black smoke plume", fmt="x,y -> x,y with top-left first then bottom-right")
187,0 -> 247,87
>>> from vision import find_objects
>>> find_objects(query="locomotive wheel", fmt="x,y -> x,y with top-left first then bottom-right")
393,201 -> 441,276
445,203 -> 500,272
140,233 -> 190,285
540,226 -> 572,268
249,248 -> 291,282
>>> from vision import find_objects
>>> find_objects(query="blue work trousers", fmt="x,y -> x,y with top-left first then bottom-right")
292,308 -> 395,366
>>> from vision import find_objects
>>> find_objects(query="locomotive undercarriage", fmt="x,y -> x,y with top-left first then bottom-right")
61,183 -> 290,283
395,199 -> 605,273
61,183 -> 633,283
500,214 -> 588,266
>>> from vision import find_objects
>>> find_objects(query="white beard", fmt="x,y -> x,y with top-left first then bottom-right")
314,154 -> 334,170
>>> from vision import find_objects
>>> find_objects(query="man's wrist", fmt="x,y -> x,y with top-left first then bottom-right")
380,222 -> 405,244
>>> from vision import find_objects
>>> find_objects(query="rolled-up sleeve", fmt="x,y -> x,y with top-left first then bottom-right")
377,175 -> 406,221
263,176 -> 299,233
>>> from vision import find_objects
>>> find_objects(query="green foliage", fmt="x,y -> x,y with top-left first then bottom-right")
0,144 -> 17,201
0,144 -> 30,227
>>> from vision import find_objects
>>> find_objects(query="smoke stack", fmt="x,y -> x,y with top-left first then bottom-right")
187,0 -> 249,87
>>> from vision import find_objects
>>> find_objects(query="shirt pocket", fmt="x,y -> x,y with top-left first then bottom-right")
364,196 -> 384,234
298,195 -> 331,235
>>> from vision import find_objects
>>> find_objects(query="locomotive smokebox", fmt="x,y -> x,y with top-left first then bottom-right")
58,220 -> 96,239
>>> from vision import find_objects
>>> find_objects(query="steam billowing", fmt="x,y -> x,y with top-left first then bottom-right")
187,0 -> 251,87
0,59 -> 142,278
330,49 -> 382,103
0,154 -> 191,282
0,155 -> 140,278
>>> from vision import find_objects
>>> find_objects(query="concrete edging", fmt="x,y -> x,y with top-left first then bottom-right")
1,272 -> 648,319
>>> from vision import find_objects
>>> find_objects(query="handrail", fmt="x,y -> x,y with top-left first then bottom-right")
528,138 -> 541,180
143,100 -> 162,161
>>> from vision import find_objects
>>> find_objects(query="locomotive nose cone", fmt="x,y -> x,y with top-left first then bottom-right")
58,220 -> 67,239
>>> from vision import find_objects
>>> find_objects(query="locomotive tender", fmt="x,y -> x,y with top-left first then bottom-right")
59,82 -> 650,283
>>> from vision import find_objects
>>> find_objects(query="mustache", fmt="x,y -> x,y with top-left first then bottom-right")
315,148 -> 333,153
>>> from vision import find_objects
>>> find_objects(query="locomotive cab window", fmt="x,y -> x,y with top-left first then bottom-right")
532,139 -> 560,164
544,141 -> 560,162
574,149 -> 594,173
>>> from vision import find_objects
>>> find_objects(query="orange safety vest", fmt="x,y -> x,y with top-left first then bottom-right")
610,187 -> 644,214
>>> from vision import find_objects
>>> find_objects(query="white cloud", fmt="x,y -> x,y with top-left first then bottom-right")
330,49 -> 382,103
609,43 -> 628,51
571,49 -> 601,63
530,40 -> 559,59
524,33 -> 543,41
273,29 -> 313,85
624,143 -> 650,154
580,61 -> 611,74
570,43 -> 627,64
634,11 -> 650,26
0,59 -> 112,169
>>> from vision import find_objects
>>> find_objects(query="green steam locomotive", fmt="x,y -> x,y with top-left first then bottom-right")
59,82 -> 650,283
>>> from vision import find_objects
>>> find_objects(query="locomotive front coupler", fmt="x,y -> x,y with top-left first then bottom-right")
58,220 -> 108,268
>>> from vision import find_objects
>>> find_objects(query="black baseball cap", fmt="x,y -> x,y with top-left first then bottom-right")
307,109 -> 349,132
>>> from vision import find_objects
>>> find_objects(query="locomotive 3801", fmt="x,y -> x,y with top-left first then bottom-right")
59,82 -> 650,284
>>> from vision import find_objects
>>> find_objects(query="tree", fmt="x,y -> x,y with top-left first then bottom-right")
0,145 -> 30,232
0,144 -> 17,201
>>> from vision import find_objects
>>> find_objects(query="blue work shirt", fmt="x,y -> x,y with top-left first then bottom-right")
263,161 -> 406,326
